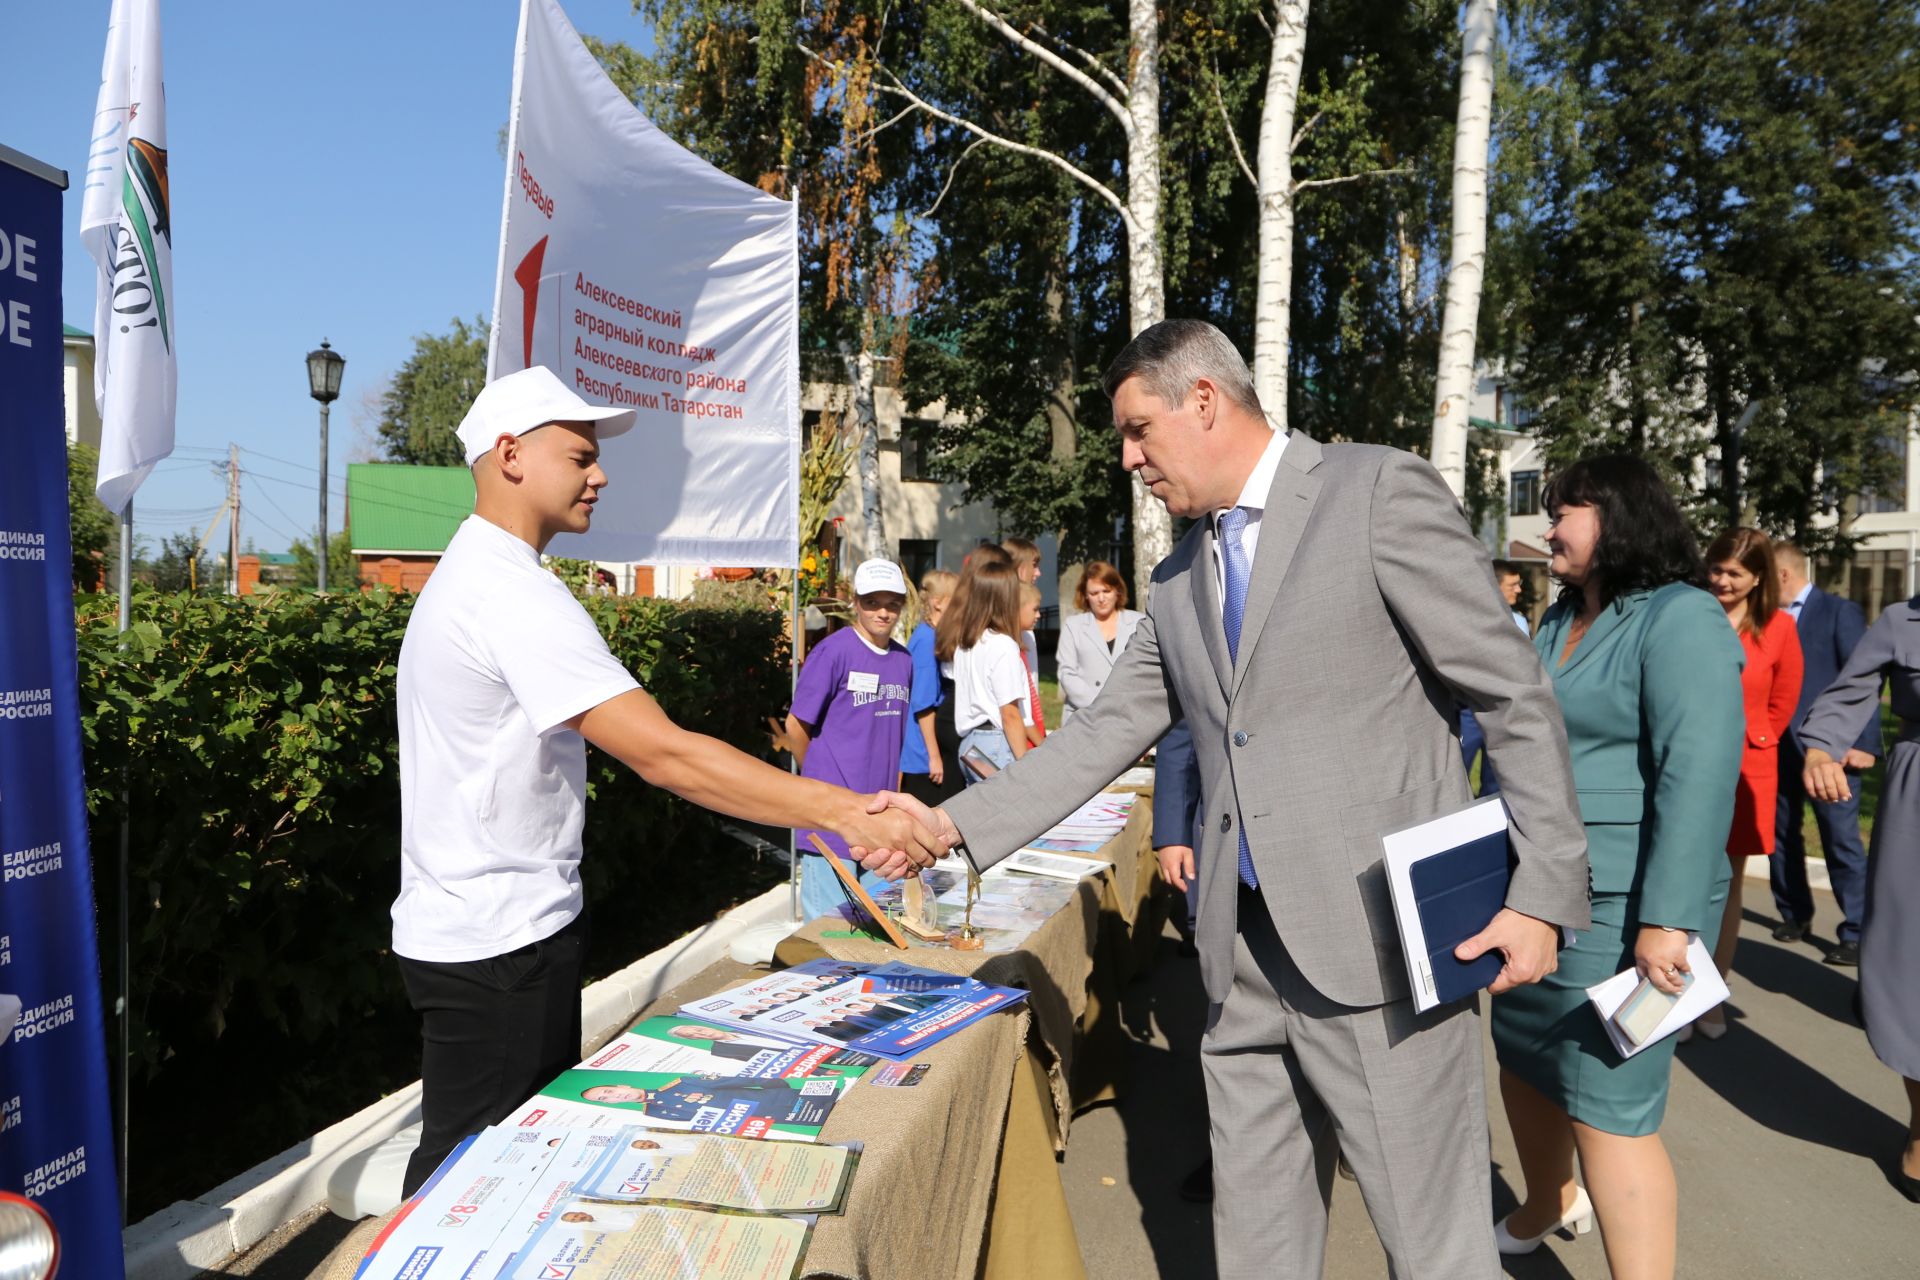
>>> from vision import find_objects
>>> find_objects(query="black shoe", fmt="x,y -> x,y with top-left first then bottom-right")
1180,1158 -> 1213,1203
1826,941 -> 1861,967
1772,919 -> 1808,943
1895,1166 -> 1920,1204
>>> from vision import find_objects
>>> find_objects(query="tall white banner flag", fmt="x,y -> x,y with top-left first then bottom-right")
82,0 -> 176,515
491,0 -> 801,566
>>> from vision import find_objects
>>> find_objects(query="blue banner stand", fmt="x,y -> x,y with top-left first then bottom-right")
0,142 -> 129,1278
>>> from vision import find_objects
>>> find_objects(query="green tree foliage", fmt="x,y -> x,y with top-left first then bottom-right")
1492,0 -> 1920,548
146,530 -> 213,593
287,528 -> 357,591
376,315 -> 488,466
67,441 -> 114,592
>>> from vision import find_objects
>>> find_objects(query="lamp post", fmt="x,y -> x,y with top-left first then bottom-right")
306,340 -> 345,592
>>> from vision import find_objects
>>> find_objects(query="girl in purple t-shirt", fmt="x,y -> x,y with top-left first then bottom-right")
785,559 -> 914,921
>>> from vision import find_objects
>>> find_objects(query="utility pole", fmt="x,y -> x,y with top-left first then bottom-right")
228,444 -> 241,595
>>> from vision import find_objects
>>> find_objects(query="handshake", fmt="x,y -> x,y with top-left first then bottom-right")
839,790 -> 963,879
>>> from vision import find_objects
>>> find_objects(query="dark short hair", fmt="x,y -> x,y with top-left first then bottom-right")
1543,456 -> 1704,607
1491,560 -> 1523,581
1102,320 -> 1263,416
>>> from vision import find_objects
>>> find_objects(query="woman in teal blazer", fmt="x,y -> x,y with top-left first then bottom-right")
1492,457 -> 1744,1277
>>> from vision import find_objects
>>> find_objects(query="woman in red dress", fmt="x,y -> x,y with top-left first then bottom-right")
1693,527 -> 1803,1039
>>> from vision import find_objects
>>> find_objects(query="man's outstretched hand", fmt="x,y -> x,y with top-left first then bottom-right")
838,794 -> 947,879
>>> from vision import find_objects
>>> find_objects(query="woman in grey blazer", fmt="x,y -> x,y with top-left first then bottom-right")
1054,560 -> 1142,721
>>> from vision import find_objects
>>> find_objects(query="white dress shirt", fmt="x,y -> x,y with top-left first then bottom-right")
1209,429 -> 1290,602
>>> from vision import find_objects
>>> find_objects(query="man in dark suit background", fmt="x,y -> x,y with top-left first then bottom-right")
1772,543 -> 1879,964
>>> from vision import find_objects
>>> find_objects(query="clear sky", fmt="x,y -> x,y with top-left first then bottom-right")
4,0 -> 654,553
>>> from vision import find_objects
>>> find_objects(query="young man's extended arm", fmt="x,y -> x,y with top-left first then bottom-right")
573,689 -> 943,873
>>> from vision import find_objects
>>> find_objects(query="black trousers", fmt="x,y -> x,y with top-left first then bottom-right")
397,909 -> 589,1196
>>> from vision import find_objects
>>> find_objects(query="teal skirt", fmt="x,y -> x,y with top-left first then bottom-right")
1489,878 -> 1725,1137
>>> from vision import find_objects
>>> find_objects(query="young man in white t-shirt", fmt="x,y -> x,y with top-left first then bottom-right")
394,366 -> 942,1193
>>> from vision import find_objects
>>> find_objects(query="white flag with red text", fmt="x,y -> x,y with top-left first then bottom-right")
490,0 -> 800,567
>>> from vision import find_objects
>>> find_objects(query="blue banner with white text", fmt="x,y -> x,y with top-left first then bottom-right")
0,152 -> 127,1276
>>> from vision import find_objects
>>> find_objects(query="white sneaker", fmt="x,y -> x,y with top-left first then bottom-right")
1494,1186 -> 1595,1255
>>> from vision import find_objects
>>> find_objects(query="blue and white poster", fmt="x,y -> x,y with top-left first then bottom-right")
0,146 -> 127,1277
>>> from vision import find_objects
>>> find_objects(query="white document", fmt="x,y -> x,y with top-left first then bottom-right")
1379,795 -> 1510,1013
1585,934 -> 1727,1060
1002,849 -> 1108,881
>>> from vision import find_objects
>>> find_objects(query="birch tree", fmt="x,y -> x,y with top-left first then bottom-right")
852,0 -> 1173,596
1429,0 -> 1498,499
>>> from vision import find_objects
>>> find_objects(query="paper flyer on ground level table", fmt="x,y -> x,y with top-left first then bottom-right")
351,1125 -> 619,1280
580,1014 -> 881,1080
502,1197 -> 813,1280
518,1069 -> 851,1141
679,958 -> 1028,1060
571,1128 -> 860,1215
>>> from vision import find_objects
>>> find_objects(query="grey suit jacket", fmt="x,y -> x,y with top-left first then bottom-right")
1055,608 -> 1143,719
943,434 -> 1590,1007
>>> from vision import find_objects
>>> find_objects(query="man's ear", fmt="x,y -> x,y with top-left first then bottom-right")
1191,377 -> 1218,428
492,433 -> 523,479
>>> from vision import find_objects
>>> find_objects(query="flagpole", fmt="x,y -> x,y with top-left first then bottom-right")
115,499 -> 132,1222
788,170 -> 802,924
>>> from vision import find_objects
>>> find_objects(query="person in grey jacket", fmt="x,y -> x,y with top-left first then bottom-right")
1055,559 -> 1143,720
883,320 -> 1588,1278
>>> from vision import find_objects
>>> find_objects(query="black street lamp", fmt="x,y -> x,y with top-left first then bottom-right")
306,340 -> 345,592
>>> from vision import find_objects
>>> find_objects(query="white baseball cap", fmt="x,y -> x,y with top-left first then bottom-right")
852,558 -> 908,597
454,365 -> 638,465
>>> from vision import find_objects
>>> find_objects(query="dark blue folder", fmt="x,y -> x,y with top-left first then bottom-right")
1406,828 -> 1514,1006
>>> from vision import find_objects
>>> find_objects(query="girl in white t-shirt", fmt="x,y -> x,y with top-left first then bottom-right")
936,560 -> 1032,785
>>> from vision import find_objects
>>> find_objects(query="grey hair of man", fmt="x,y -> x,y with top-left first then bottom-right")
1101,319 -> 1265,417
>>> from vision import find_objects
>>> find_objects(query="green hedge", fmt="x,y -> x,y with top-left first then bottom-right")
74,586 -> 791,1216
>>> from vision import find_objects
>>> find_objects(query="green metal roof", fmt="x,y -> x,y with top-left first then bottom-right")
347,463 -> 474,554
64,324 -> 90,339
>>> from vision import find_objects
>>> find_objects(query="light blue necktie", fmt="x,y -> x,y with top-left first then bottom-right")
1218,507 -> 1259,891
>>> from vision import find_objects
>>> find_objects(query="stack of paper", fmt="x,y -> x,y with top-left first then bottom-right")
352,1123 -> 853,1280
1585,935 -> 1728,1059
678,959 -> 1028,1060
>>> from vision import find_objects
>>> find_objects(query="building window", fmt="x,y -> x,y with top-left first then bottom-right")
900,417 -> 939,482
1494,383 -> 1536,429
899,539 -> 939,586
801,409 -> 823,450
1509,470 -> 1541,517
1862,432 -> 1910,515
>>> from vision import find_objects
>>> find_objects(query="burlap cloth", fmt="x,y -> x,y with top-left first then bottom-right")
318,957 -> 1029,1280
319,792 -> 1160,1280
777,796 -> 1158,1149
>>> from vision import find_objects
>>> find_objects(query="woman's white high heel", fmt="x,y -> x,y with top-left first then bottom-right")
1494,1186 -> 1595,1254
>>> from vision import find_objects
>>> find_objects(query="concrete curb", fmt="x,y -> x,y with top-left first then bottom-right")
122,886 -> 795,1278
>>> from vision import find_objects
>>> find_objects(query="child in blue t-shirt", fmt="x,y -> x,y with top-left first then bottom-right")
785,558 -> 914,921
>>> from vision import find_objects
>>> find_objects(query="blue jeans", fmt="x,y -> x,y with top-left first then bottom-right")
960,725 -> 1015,786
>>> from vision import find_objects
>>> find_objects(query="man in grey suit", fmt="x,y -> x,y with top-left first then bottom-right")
887,321 -> 1589,1277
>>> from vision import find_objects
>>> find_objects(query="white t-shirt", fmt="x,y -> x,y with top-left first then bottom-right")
952,629 -> 1032,734
393,515 -> 641,962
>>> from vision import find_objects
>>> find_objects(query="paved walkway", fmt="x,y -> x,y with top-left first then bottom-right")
1061,885 -> 1919,1277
